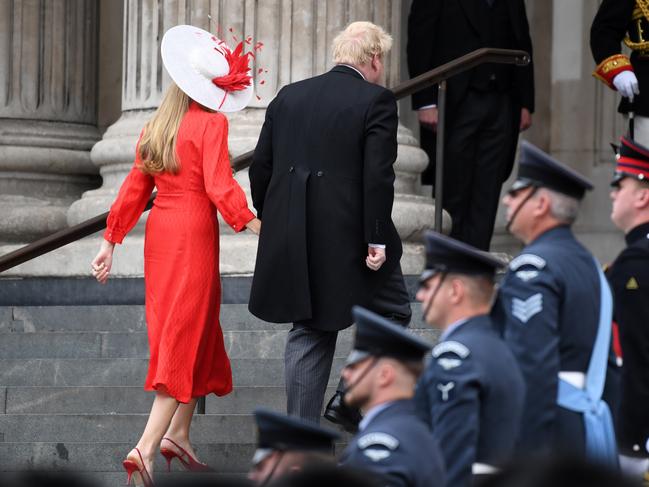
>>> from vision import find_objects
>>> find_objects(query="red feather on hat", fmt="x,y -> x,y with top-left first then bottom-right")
211,41 -> 252,108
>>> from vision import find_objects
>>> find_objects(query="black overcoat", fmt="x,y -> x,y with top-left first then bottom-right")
248,66 -> 402,331
407,0 -> 535,181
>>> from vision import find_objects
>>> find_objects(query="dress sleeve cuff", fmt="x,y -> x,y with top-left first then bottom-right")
230,208 -> 256,233
593,54 -> 633,89
103,228 -> 125,244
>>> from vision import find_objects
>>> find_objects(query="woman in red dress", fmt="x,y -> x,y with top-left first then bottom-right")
91,26 -> 260,485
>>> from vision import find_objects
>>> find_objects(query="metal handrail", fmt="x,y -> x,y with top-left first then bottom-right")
0,48 -> 529,273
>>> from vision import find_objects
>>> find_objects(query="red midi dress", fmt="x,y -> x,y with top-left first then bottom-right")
104,102 -> 255,403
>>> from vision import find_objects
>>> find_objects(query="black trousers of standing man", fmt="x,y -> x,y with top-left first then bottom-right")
443,89 -> 514,251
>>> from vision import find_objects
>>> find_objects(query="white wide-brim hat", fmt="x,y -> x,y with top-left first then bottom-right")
161,25 -> 254,113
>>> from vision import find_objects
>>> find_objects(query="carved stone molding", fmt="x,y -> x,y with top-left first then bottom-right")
0,0 -> 100,245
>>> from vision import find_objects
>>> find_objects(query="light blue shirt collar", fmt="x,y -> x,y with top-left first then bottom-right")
439,318 -> 469,342
359,401 -> 394,431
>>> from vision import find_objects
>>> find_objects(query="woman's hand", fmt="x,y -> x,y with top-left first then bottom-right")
246,218 -> 262,235
91,239 -> 115,284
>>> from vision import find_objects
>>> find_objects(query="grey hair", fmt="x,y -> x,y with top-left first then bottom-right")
539,188 -> 581,224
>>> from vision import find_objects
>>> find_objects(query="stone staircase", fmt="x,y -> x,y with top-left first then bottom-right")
0,298 -> 436,485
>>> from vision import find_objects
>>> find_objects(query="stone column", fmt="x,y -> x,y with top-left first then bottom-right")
0,0 -> 100,247
56,0 -> 437,278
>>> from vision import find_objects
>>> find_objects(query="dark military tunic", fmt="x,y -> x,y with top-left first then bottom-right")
414,315 -> 525,487
492,225 -> 604,455
340,399 -> 445,487
607,221 -> 649,457
591,0 -> 649,116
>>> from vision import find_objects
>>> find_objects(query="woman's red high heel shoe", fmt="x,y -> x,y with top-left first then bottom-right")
160,437 -> 213,472
123,448 -> 154,487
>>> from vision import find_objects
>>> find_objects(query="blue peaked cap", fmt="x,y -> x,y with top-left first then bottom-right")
511,141 -> 593,199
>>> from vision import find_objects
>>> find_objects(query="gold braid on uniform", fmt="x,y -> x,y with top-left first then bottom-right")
624,0 -> 649,52
593,54 -> 634,89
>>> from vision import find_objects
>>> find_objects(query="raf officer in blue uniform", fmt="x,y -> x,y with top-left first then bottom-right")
414,232 -> 525,487
339,306 -> 445,487
249,408 -> 339,485
492,141 -> 617,463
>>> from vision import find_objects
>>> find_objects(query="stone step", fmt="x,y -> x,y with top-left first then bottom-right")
0,414 -> 255,443
0,441 -> 256,473
75,472 -> 249,487
0,442 -> 347,474
0,358 -> 347,387
0,327 -> 439,360
0,303 -> 427,333
0,414 -> 348,445
3,386 -> 337,415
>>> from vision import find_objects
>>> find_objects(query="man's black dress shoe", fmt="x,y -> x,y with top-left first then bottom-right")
323,391 -> 362,433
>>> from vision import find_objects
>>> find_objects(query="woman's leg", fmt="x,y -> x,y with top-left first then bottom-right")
161,398 -> 200,459
129,391 -> 179,477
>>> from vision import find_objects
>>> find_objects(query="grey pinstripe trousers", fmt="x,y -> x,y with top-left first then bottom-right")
284,265 -> 412,423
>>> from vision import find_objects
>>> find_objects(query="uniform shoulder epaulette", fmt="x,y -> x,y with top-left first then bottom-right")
357,432 -> 399,461
593,54 -> 633,90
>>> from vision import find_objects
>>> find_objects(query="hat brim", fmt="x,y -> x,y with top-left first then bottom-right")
161,25 -> 254,113
510,179 -> 534,192
252,448 -> 274,466
345,349 -> 372,367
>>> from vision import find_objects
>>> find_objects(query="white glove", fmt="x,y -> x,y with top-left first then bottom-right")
613,70 -> 640,101
619,454 -> 649,478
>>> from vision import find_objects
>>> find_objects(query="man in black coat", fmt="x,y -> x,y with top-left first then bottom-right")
407,0 -> 534,250
608,136 -> 649,480
591,0 -> 649,144
248,21 -> 411,425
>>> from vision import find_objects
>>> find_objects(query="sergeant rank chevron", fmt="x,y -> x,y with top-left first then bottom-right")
512,293 -> 543,323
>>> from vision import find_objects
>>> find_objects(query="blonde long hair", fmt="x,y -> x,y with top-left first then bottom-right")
138,83 -> 190,175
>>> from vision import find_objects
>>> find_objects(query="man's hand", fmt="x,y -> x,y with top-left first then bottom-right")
366,246 -> 386,271
246,217 -> 262,235
519,108 -> 532,132
418,107 -> 438,132
613,71 -> 640,101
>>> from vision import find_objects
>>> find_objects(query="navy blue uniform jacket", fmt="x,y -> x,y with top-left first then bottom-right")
340,400 -> 445,487
492,225 -> 607,454
415,315 -> 525,487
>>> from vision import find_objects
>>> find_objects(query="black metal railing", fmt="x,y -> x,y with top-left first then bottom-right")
0,48 -> 529,273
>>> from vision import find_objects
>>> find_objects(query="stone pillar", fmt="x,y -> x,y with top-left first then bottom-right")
41,0 -> 437,277
0,0 -> 100,247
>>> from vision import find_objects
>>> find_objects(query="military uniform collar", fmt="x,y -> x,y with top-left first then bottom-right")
625,221 -> 649,246
439,318 -> 469,342
359,399 -> 412,431
440,314 -> 492,342
530,224 -> 573,245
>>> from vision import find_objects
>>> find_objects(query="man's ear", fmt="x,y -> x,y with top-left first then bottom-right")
449,277 -> 464,304
532,191 -> 550,217
378,361 -> 395,387
371,53 -> 381,71
636,185 -> 649,209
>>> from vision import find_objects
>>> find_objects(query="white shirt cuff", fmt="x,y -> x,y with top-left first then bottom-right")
368,243 -> 386,249
417,104 -> 437,110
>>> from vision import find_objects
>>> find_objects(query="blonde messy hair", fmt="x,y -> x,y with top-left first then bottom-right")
332,21 -> 393,67
138,83 -> 190,175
